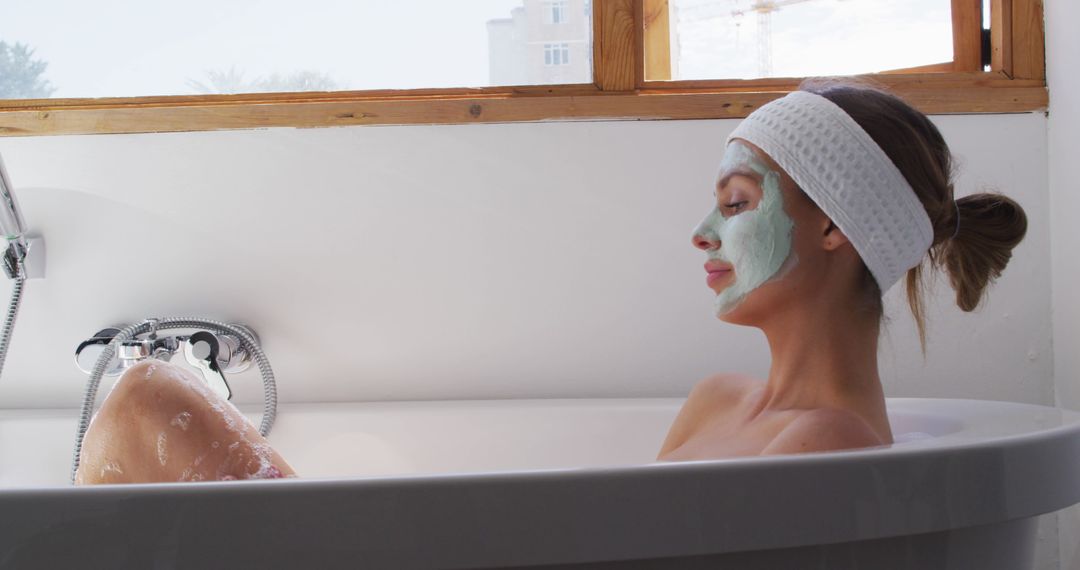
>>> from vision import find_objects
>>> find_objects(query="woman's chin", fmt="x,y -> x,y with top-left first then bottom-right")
712,290 -> 762,326
715,306 -> 756,327
712,291 -> 740,319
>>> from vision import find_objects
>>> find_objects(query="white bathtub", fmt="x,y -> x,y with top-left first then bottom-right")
1,397 -> 1079,569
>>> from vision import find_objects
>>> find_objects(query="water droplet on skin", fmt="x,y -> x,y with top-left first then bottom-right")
157,432 -> 168,466
100,460 -> 124,479
252,443 -> 271,458
211,441 -> 220,449
145,364 -> 157,379
170,411 -> 192,431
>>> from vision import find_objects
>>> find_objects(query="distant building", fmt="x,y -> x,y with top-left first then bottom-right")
487,0 -> 592,86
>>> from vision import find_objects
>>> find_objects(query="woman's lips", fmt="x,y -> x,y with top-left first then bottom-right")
704,262 -> 733,286
706,269 -> 732,286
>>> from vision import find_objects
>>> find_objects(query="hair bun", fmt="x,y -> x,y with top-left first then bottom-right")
938,193 -> 1027,311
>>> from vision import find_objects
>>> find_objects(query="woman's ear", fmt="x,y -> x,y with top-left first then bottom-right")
822,220 -> 850,251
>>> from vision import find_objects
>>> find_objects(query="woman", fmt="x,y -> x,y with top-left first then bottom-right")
659,79 -> 1027,460
75,80 -> 1027,484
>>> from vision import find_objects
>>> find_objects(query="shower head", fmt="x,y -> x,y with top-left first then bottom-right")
0,153 -> 41,280
0,153 -> 26,247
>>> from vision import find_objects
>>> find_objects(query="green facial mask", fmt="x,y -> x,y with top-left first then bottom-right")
693,141 -> 796,316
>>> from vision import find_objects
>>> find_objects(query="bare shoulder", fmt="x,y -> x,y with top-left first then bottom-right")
680,372 -> 760,424
657,373 -> 758,458
688,372 -> 757,401
761,408 -> 884,456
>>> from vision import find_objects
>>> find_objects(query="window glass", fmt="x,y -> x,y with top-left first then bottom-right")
546,1 -> 569,24
665,0 -> 953,80
544,43 -> 571,66
0,0 -> 593,100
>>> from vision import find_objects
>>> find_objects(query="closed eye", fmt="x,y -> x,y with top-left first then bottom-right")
724,201 -> 748,213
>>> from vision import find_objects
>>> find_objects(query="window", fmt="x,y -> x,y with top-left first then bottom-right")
641,0 -> 1010,82
546,1 -> 569,24
0,0 -> 593,100
665,0 -> 953,80
0,0 -> 1047,137
544,43 -> 571,66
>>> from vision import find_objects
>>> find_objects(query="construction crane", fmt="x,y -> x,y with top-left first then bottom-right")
731,0 -> 817,77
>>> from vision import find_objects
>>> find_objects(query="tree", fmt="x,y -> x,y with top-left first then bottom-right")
186,66 -> 344,94
0,41 -> 56,99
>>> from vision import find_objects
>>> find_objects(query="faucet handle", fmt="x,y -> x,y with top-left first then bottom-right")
75,325 -> 254,398
74,328 -> 125,376
182,332 -> 232,400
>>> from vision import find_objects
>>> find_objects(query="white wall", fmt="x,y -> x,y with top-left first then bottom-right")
0,113 -> 1051,410
1047,0 -> 1080,567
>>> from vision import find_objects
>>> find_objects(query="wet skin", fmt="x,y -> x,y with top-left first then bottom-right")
76,360 -> 295,484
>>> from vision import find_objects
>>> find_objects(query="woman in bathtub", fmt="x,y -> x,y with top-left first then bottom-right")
74,79 -> 1027,484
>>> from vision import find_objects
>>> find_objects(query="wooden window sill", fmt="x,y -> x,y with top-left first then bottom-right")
0,0 -> 1046,137
0,71 -> 1047,137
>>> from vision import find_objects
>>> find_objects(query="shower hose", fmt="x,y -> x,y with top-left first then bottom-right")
70,317 -> 278,483
0,278 -> 25,386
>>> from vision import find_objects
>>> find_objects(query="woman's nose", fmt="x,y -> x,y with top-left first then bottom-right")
693,233 -> 719,251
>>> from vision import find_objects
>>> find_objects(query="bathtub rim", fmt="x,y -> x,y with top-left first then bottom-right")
1,397 -> 1079,568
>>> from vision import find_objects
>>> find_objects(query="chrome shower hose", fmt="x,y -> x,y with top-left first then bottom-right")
71,317 -> 278,483
0,278 -> 25,382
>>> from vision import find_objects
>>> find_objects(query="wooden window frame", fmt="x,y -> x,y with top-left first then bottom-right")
0,0 -> 1045,137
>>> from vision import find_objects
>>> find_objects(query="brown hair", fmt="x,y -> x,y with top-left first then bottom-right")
797,78 -> 1028,350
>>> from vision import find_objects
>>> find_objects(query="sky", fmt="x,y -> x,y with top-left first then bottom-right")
1,0 -> 967,99
0,0 -> 524,97
672,0 -> 955,80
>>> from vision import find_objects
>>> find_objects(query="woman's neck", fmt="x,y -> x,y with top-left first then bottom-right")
756,296 -> 885,416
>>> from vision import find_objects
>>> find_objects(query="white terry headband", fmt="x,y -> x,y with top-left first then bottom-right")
727,90 -> 934,293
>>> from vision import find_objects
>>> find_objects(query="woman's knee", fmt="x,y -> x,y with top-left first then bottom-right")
76,360 -> 294,484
